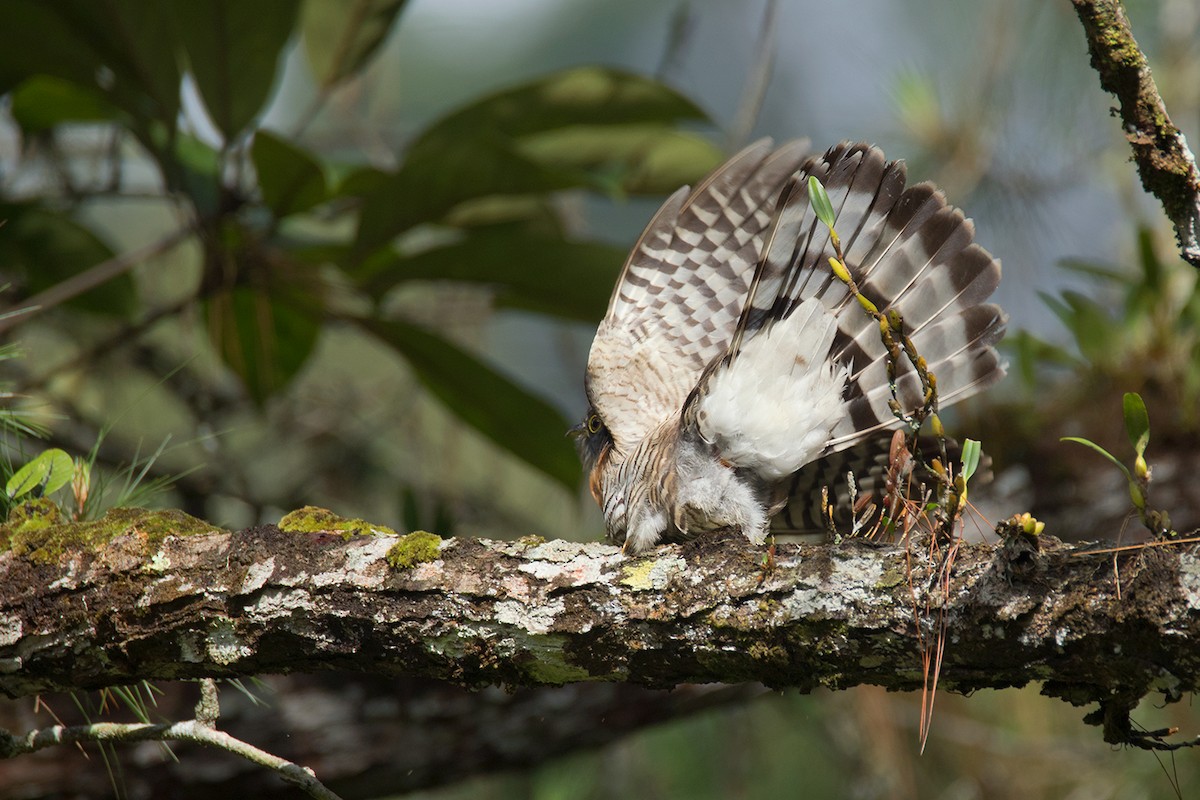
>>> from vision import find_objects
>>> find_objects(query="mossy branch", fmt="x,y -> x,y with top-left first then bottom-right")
1070,0 -> 1200,268
2,507 -> 1200,752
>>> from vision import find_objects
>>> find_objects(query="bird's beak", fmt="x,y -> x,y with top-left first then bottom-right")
566,422 -> 586,439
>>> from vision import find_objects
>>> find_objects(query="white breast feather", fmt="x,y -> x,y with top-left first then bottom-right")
697,298 -> 848,480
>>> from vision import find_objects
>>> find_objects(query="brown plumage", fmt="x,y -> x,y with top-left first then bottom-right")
574,140 -> 1007,553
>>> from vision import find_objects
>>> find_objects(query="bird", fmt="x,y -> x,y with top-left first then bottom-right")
573,140 -> 1007,554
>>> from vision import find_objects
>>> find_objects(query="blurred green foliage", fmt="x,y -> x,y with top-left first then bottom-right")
1008,227 -> 1200,430
0,0 -> 723,504
420,688 -> 1200,800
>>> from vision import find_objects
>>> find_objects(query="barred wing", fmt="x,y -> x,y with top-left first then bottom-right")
584,138 -> 811,453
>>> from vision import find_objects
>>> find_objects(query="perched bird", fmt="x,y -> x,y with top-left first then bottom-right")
574,140 -> 1007,554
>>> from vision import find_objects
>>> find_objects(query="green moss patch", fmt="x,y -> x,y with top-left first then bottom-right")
279,505 -> 397,540
2,505 -> 221,564
386,531 -> 442,569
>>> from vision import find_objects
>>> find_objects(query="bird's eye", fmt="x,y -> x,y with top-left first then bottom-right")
587,413 -> 603,434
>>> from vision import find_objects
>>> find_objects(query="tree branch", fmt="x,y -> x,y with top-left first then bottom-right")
0,709 -> 342,800
1,508 -> 1198,749
1071,0 -> 1200,267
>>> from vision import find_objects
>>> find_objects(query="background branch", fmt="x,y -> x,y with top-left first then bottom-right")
1071,0 -> 1200,267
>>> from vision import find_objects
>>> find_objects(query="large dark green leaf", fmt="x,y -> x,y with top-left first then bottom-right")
350,67 -> 716,262
515,124 -> 722,194
174,0 -> 300,139
0,1 -> 103,93
351,137 -> 587,259
205,284 -> 322,406
0,1 -> 181,132
252,131 -> 328,217
301,0 -> 408,88
9,75 -> 124,131
410,66 -> 709,150
63,1 -> 182,127
366,228 -> 623,321
0,205 -> 134,318
360,318 -> 579,489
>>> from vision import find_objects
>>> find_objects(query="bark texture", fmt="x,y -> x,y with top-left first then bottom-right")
1,507 -> 1198,743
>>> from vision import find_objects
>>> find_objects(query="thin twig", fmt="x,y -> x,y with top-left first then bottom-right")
12,294 -> 195,394
1070,0 -> 1200,268
0,715 -> 342,800
727,0 -> 778,151
0,225 -> 194,335
1070,532 -> 1200,557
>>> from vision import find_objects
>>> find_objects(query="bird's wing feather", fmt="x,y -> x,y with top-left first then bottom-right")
685,142 -> 1006,467
585,138 -> 811,453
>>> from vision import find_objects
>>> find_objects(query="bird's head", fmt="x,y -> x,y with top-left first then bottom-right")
569,408 -> 613,504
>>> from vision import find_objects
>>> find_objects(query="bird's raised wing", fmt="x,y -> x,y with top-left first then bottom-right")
584,139 -> 811,454
686,142 -> 1006,472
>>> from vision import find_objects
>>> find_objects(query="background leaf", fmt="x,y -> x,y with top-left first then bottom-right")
0,206 -> 133,317
173,134 -> 223,217
0,1 -> 102,93
351,138 -> 586,259
515,125 -> 722,194
360,318 -> 579,489
9,75 -> 123,131
252,131 -> 328,217
0,1 -> 181,149
350,67 -> 716,261
410,66 -> 709,146
365,227 -> 624,321
174,0 -> 300,139
205,286 -> 322,405
301,0 -> 409,88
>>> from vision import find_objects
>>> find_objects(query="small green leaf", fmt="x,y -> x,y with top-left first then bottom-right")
302,0 -> 408,88
807,176 -> 836,230
9,75 -> 123,131
1122,392 -> 1150,459
960,439 -> 982,484
360,318 -> 579,489
7,449 -> 74,499
1060,436 -> 1132,482
251,130 -> 328,217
